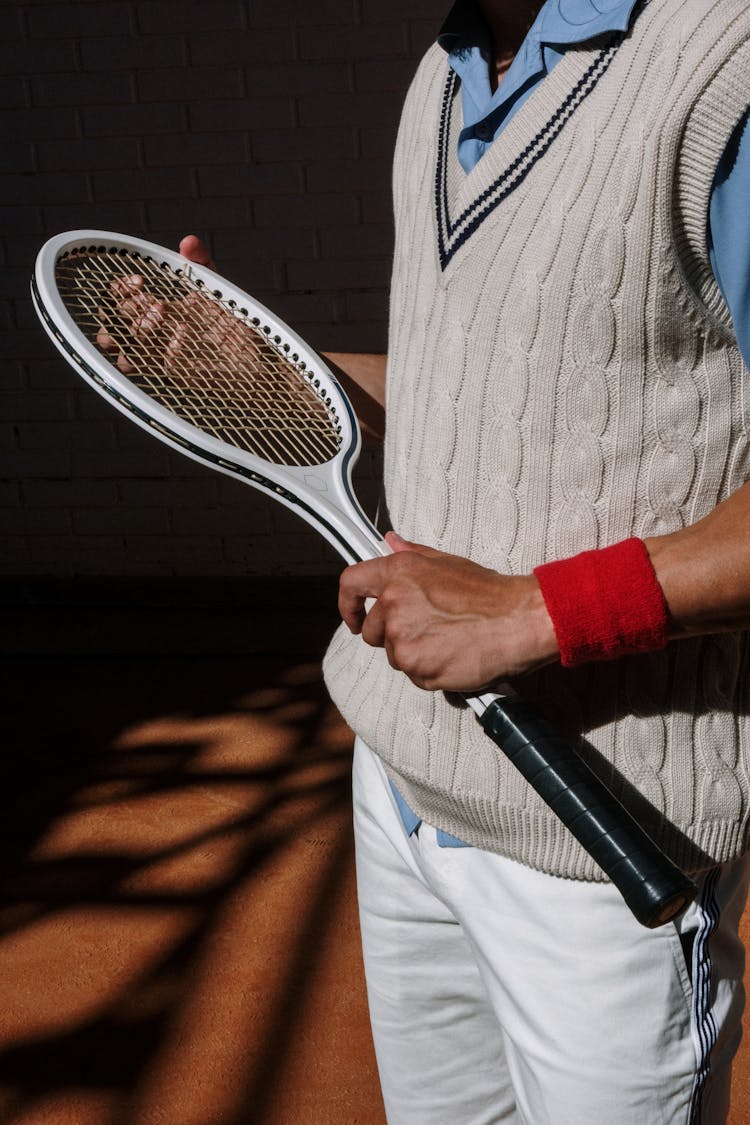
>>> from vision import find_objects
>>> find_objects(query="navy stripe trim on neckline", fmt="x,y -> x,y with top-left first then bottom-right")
435,38 -> 621,270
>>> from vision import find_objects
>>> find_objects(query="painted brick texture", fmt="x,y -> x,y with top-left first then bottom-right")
4,0 -> 443,578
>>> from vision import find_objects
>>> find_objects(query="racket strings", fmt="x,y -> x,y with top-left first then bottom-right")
55,247 -> 342,467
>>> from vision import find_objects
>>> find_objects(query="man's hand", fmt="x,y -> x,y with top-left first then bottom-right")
179,233 -> 215,270
96,234 -> 233,381
338,531 -> 558,692
96,274 -> 171,373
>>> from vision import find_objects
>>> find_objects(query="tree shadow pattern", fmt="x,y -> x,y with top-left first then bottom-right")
0,647 -> 381,1125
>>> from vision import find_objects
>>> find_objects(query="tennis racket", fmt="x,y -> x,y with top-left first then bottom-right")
31,230 -> 696,927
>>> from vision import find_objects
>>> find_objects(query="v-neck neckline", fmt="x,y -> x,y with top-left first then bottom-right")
435,31 -> 624,272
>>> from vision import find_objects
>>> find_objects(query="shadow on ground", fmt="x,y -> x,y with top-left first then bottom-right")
0,650 -> 383,1125
1,598 -> 750,1125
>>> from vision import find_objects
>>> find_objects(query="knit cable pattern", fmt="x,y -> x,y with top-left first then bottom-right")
324,0 -> 750,879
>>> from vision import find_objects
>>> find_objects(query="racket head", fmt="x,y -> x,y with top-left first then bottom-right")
31,230 -> 383,564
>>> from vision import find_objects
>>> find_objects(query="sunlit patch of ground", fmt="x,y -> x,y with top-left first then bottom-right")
0,655 -> 383,1125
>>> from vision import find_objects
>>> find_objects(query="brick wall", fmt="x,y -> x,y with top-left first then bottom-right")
3,0 -> 443,578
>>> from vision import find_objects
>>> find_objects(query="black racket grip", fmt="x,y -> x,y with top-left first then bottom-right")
478,696 -> 697,928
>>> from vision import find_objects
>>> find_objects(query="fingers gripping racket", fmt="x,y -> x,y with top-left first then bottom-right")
31,230 -> 696,927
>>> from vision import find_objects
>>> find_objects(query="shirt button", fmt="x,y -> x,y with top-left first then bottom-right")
474,120 -> 494,142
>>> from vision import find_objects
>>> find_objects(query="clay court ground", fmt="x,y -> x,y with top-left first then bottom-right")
1,588 -> 749,1124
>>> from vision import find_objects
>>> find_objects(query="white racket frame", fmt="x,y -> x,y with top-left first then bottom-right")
31,229 -> 387,568
31,229 -> 702,931
32,229 -> 500,717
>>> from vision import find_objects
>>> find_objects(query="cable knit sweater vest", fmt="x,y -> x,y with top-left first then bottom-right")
324,0 -> 750,880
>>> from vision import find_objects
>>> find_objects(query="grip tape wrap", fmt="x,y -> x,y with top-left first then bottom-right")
479,697 -> 697,928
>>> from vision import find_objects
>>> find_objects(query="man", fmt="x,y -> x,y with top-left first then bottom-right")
183,0 -> 750,1120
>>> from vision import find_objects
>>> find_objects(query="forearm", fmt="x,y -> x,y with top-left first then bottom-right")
645,480 -> 750,638
321,352 -> 387,440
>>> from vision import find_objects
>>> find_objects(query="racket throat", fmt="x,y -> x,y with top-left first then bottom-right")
281,464 -> 387,565
306,496 -> 387,564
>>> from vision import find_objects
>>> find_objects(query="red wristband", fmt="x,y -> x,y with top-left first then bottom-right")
533,538 -> 669,668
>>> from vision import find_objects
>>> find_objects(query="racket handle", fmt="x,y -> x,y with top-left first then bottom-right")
476,695 -> 697,928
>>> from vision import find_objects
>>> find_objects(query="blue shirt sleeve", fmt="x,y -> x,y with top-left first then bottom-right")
708,107 -> 750,370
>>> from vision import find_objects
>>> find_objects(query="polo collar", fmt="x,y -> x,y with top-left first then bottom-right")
435,1 -> 643,269
438,0 -> 491,56
439,0 -> 639,59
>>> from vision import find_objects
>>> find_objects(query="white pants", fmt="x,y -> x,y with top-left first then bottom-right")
352,737 -> 750,1125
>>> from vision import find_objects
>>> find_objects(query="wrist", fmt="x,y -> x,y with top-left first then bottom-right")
533,538 -> 669,668
485,573 -> 559,679
526,574 -> 561,668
